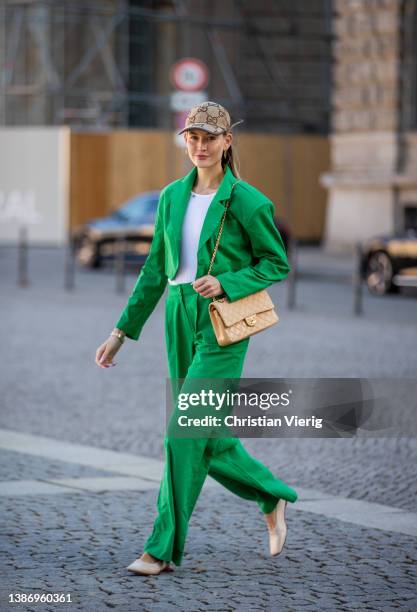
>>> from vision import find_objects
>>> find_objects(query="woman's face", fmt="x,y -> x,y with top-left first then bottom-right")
184,129 -> 232,169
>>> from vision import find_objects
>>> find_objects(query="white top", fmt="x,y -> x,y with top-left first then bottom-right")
168,190 -> 217,285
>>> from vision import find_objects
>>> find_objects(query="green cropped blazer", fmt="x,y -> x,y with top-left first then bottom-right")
114,164 -> 291,341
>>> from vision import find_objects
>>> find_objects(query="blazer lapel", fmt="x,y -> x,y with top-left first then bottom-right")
167,165 -> 197,273
197,165 -> 239,254
167,164 -> 239,277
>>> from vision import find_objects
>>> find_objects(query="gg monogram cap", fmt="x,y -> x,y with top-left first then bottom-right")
177,100 -> 244,135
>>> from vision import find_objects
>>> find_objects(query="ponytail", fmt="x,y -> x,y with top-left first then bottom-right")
221,142 -> 241,179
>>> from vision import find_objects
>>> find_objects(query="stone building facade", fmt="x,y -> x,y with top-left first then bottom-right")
321,0 -> 417,250
2,0 -> 416,248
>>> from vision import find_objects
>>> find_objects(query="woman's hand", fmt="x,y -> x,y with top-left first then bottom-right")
192,275 -> 224,298
95,335 -> 123,369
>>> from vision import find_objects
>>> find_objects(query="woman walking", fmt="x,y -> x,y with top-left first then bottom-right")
95,101 -> 298,575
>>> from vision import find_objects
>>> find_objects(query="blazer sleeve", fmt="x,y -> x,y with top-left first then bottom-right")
215,201 -> 291,302
113,189 -> 168,340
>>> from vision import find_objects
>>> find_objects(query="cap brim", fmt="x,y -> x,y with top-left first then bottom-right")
229,119 -> 244,129
177,119 -> 244,136
177,123 -> 226,136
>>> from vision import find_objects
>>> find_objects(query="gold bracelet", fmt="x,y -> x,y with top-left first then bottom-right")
111,330 -> 125,343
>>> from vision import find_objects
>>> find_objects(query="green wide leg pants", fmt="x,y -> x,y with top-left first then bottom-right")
143,282 -> 298,566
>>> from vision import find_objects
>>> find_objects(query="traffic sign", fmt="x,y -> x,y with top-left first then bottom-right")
170,90 -> 207,111
170,58 -> 209,92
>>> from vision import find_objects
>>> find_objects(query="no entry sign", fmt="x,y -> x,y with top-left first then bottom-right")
170,58 -> 209,92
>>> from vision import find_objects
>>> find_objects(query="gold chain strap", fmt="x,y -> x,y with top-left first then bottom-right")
207,180 -> 240,301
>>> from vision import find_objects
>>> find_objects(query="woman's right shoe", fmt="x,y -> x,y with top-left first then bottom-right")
268,499 -> 287,556
126,557 -> 171,575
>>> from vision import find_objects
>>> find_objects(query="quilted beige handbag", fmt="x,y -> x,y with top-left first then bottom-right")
207,182 -> 279,346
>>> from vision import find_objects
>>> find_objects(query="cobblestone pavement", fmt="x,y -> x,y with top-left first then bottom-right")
1,487 -> 417,612
0,449 -> 124,482
1,247 -> 416,509
1,246 -> 417,610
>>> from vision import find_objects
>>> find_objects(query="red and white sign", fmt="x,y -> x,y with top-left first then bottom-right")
170,58 -> 209,92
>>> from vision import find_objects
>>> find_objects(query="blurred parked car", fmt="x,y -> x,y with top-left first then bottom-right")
72,191 -> 160,268
360,228 -> 417,295
72,189 -> 291,269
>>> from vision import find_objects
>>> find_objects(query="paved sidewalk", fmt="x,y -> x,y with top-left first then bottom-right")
1,474 -> 416,611
2,431 -> 416,537
1,432 -> 417,612
1,246 -> 417,610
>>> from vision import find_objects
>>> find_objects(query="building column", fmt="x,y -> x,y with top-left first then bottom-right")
321,0 -> 416,251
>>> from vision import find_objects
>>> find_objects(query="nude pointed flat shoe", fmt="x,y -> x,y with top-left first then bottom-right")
126,557 -> 171,576
268,498 -> 287,556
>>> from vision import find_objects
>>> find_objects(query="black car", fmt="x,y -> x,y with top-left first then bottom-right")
360,229 -> 417,295
72,191 -> 160,268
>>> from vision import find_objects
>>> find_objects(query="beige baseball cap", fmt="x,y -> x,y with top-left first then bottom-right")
177,100 -> 244,135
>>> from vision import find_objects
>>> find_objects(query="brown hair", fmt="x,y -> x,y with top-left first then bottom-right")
221,139 -> 241,178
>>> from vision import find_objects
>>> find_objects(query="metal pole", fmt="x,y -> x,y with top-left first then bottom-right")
353,241 -> 363,316
287,237 -> 297,310
0,1 -> 7,125
17,224 -> 29,287
64,232 -> 75,290
114,235 -> 126,293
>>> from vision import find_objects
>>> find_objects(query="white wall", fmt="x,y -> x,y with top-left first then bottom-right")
0,127 -> 70,246
323,187 -> 394,251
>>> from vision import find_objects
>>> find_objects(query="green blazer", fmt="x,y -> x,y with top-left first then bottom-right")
115,164 -> 290,340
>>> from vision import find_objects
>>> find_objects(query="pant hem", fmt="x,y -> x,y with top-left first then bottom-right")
144,546 -> 184,567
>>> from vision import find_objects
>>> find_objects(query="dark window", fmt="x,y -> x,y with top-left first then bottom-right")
128,1 -> 157,127
404,205 -> 417,231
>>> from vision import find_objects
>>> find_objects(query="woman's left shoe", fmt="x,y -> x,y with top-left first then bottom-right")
126,557 -> 171,575
267,499 -> 287,556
